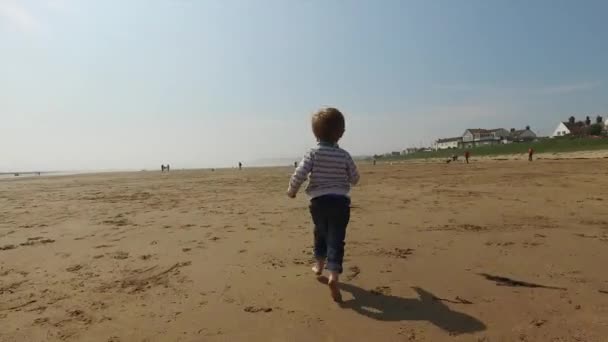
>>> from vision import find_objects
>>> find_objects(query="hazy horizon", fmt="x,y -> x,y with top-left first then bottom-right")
2,0 -> 608,171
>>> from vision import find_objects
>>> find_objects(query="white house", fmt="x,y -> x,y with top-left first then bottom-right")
460,128 -> 509,148
551,122 -> 571,137
434,137 -> 461,150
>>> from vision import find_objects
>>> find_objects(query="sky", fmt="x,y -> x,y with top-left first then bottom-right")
2,0 -> 608,171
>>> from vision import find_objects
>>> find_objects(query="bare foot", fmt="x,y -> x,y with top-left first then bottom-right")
312,260 -> 325,276
328,273 -> 342,302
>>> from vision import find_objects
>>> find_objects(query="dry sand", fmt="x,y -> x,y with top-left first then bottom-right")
1,159 -> 608,341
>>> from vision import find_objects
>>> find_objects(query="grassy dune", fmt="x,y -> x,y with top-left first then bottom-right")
383,136 -> 608,160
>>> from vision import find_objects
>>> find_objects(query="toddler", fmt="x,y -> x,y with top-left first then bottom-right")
287,107 -> 360,302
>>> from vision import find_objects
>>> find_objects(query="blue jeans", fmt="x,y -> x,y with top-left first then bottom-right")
309,195 -> 351,274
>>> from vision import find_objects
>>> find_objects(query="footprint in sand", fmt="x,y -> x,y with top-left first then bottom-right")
263,256 -> 285,269
244,306 -> 273,313
95,244 -> 114,249
67,309 -> 93,324
373,248 -> 414,259
90,301 -> 108,310
292,258 -> 305,265
19,238 -> 55,247
370,286 -> 392,296
398,327 -> 424,340
112,251 -> 129,260
66,265 -> 83,273
345,266 -> 361,281
33,317 -> 49,325
531,319 -> 547,327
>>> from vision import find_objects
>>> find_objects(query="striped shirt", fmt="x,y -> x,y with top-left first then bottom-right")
288,142 -> 360,199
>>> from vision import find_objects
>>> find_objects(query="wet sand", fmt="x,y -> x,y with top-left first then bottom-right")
1,159 -> 608,341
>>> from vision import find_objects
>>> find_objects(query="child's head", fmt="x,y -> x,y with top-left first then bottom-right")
312,107 -> 345,144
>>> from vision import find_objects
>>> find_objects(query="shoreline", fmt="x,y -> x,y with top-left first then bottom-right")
3,149 -> 608,182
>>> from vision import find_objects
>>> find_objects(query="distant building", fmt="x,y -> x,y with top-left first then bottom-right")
600,115 -> 608,130
401,148 -> 420,155
391,151 -> 401,157
460,128 -> 509,148
434,137 -> 462,150
552,122 -> 571,137
551,118 -> 588,137
509,127 -> 537,142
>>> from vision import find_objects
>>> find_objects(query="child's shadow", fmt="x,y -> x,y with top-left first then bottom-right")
318,277 -> 486,335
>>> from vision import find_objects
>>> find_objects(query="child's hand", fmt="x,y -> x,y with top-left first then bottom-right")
287,191 -> 296,199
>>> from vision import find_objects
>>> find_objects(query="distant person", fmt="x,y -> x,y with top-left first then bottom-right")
161,164 -> 165,172
294,161 -> 298,168
287,107 -> 360,303
167,164 -> 170,172
465,151 -> 470,164
528,148 -> 535,162
452,154 -> 458,162
372,158 -> 377,166
238,162 -> 242,170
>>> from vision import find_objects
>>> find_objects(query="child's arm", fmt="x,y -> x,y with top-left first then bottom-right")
346,152 -> 360,186
287,151 -> 313,198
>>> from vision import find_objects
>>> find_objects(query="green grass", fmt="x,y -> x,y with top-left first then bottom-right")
381,136 -> 608,160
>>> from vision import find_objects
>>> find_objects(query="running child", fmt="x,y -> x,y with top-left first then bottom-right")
287,107 -> 360,302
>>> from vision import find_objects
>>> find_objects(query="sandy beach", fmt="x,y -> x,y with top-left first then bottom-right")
2,159 -> 608,341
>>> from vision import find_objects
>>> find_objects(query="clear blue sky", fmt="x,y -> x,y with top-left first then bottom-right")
2,0 -> 607,170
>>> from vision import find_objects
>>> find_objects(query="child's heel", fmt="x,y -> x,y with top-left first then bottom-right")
312,260 -> 325,276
